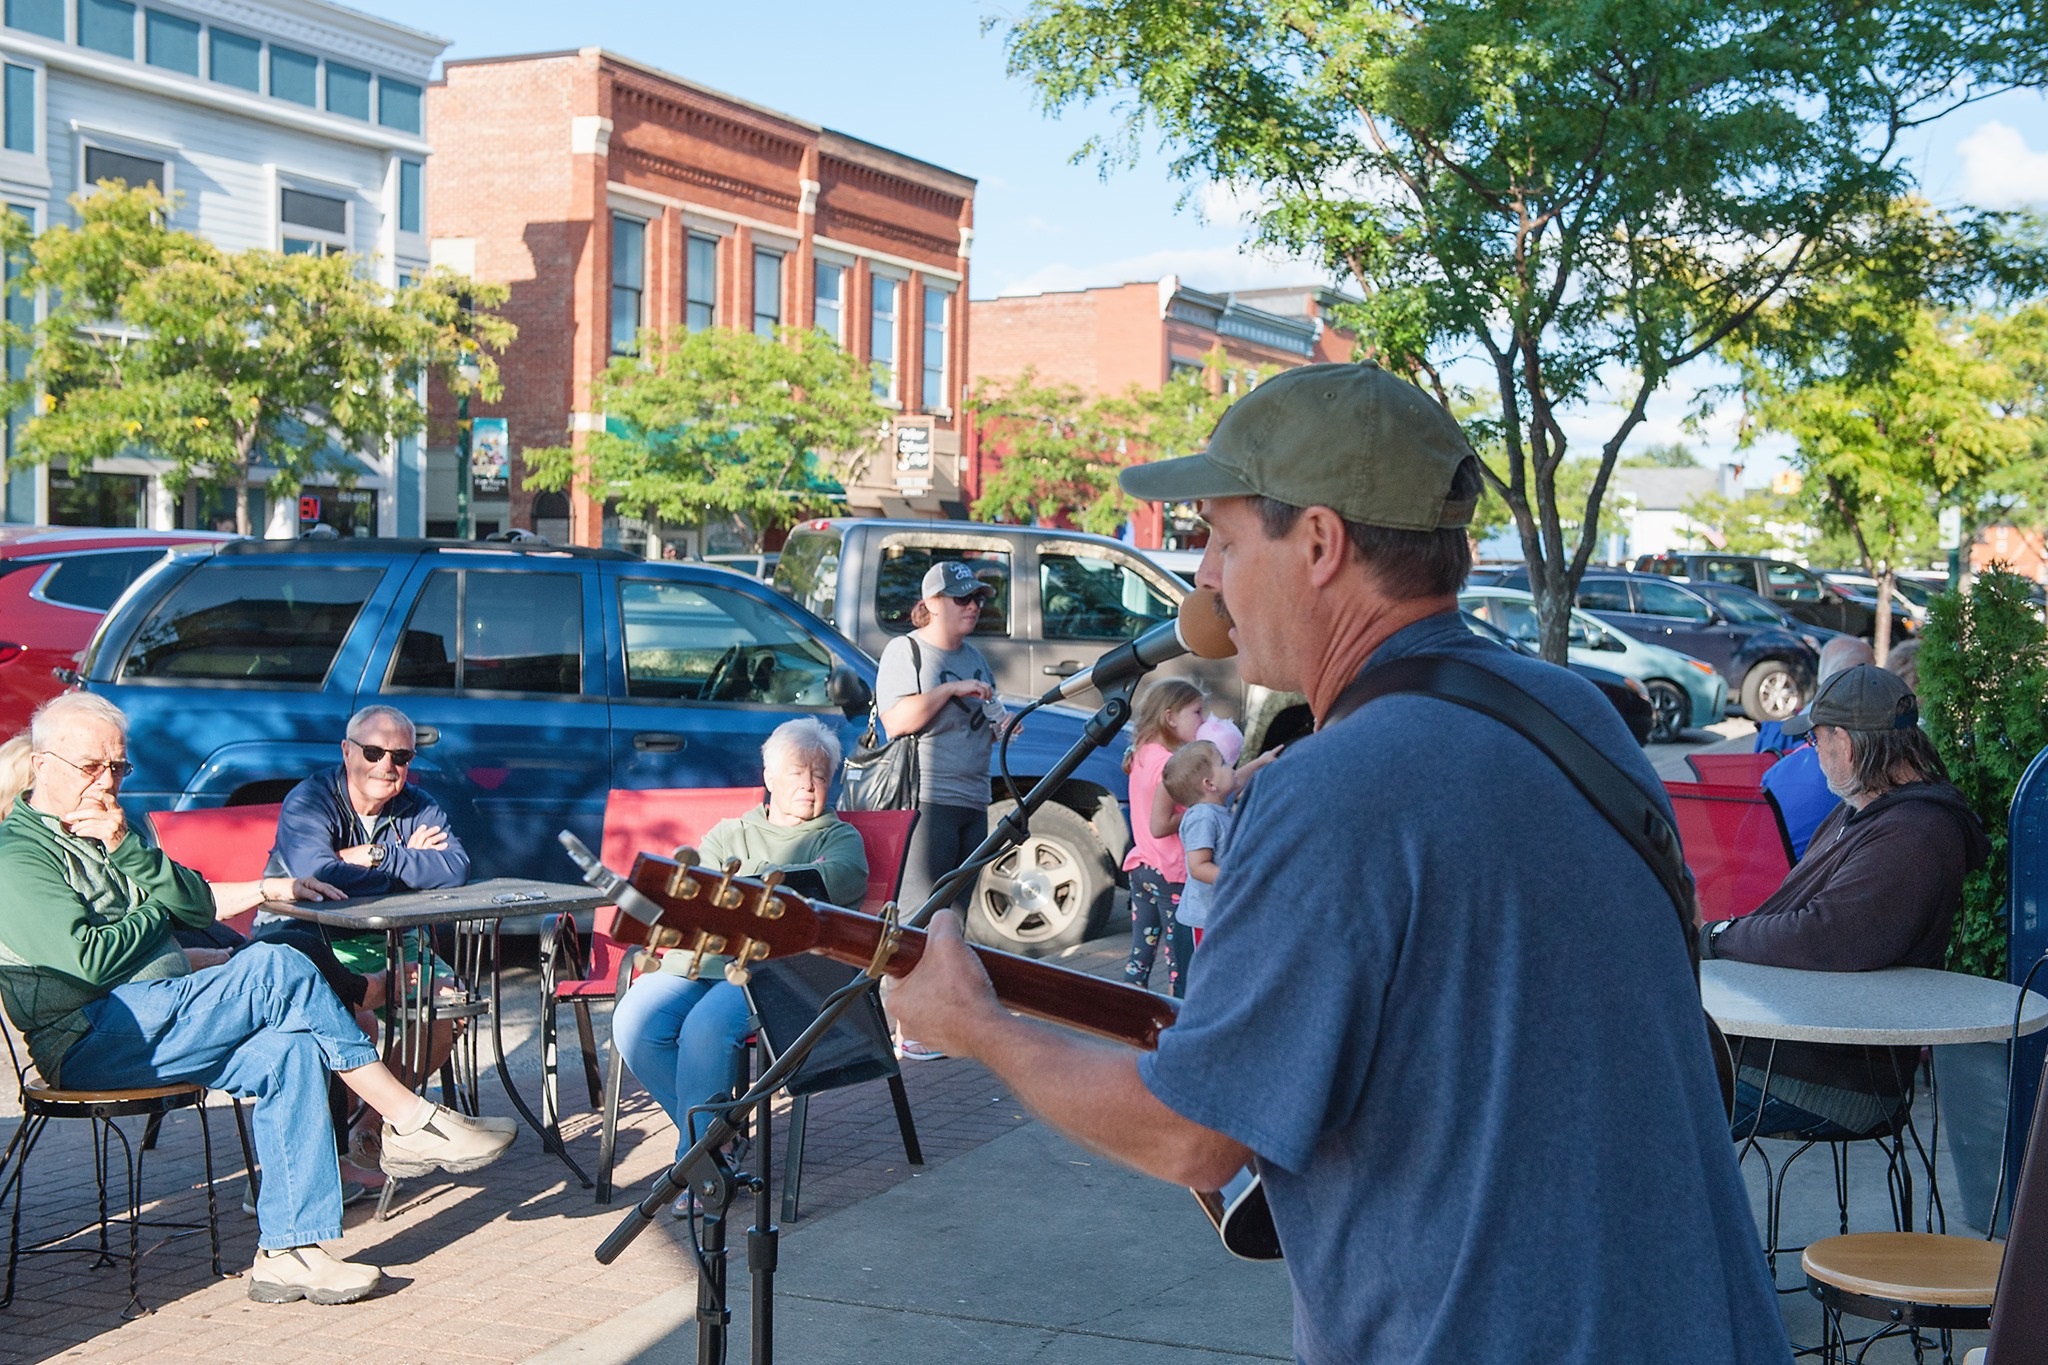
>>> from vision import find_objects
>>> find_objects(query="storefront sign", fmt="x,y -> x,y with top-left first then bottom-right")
471,417 -> 510,496
893,421 -> 933,492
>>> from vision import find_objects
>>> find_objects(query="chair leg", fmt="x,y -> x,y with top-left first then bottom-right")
140,1112 -> 164,1153
196,1100 -> 222,1278
231,1099 -> 258,1213
887,1075 -> 924,1167
2,1116 -> 46,1310
597,1013 -> 626,1205
92,1120 -> 112,1268
573,1001 -> 603,1110
780,1093 -> 810,1225
105,1119 -> 144,1319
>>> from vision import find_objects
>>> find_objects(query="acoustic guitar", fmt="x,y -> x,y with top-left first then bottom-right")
601,849 -> 1283,1262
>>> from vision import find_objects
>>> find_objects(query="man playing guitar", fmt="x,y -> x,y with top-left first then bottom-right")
883,362 -> 1789,1363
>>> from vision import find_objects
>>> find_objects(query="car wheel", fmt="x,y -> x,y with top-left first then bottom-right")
1645,679 -> 1688,743
966,800 -> 1115,958
1741,660 -> 1805,722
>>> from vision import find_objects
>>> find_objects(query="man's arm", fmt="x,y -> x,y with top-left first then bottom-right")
272,783 -> 384,894
1712,815 -> 1962,969
884,911 -> 1251,1190
110,832 -> 215,931
0,844 -> 186,986
386,793 -> 469,889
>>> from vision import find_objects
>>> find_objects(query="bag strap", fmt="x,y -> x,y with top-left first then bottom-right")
1328,654 -> 1697,974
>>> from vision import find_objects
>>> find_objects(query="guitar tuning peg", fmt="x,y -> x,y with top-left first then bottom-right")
665,862 -> 701,900
672,844 -> 701,866
723,960 -> 752,986
714,857 -> 744,909
753,870 -> 787,920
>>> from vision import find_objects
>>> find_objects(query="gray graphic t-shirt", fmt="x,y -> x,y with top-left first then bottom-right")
875,634 -> 995,809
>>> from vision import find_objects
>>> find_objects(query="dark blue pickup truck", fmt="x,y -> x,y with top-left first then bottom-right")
80,538 -> 1131,955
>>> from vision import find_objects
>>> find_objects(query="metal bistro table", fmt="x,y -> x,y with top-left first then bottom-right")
1702,959 -> 2048,1259
262,877 -> 605,1191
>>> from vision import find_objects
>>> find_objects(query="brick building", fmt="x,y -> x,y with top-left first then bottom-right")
425,49 -> 975,549
966,277 -> 1357,546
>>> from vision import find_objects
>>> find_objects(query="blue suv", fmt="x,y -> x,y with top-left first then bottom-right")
80,538 -> 1131,955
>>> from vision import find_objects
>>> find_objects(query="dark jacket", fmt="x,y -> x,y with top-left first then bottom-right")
265,765 -> 470,897
1708,780 -> 1988,1107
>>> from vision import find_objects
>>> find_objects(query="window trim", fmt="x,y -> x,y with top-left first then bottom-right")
395,156 -> 422,237
751,245 -> 783,338
268,43 -> 318,108
275,171 -> 353,256
206,25 -> 261,93
114,563 -> 383,690
685,230 -> 718,333
75,0 -> 137,60
323,58 -> 370,121
813,258 -> 844,345
381,567 -> 591,699
141,6 -> 199,76
76,125 -> 176,202
869,271 -> 900,404
611,211 -> 647,356
1,57 -> 41,161
920,280 -> 952,414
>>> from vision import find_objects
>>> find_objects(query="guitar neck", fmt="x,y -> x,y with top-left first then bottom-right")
809,910 -> 1179,1052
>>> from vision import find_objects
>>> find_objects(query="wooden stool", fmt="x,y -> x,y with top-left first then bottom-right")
1802,1231 -> 2000,1363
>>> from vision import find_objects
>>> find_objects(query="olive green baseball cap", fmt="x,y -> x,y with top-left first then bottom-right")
1781,664 -> 1919,738
1118,361 -> 1480,531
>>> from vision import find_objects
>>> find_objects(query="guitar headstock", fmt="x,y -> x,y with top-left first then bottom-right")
601,847 -> 832,984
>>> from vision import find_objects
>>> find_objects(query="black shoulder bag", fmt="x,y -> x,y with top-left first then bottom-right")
1330,654 -> 1736,1116
839,636 -> 923,813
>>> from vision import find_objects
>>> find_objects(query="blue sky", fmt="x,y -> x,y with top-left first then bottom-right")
372,0 -> 2048,472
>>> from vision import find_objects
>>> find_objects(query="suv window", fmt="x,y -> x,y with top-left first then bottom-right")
38,550 -> 170,611
876,545 -> 1010,636
388,570 -> 584,695
1712,590 -> 1782,625
1040,550 -> 1176,641
773,528 -> 841,621
1764,562 -> 1824,601
1635,578 -> 1713,622
122,565 -> 380,684
1702,558 -> 1757,588
1576,579 -> 1632,613
620,578 -> 835,705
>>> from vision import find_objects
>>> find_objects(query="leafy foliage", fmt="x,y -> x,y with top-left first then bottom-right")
1625,442 -> 1701,469
1677,489 -> 1797,555
523,325 -> 886,537
1919,569 -> 2048,980
0,185 -> 511,534
998,0 -> 2048,659
967,361 -> 1244,535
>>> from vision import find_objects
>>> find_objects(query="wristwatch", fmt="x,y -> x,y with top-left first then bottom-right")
367,843 -> 388,867
1702,919 -> 1730,959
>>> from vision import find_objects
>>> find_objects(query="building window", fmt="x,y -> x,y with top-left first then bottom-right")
397,159 -> 421,235
209,28 -> 259,90
379,78 -> 420,134
77,0 -> 133,57
814,261 -> 842,344
922,285 -> 948,411
752,248 -> 782,338
870,275 -> 897,399
270,46 -> 316,106
3,65 -> 32,154
5,0 -> 62,40
326,61 -> 369,120
611,213 -> 645,355
84,145 -> 162,192
143,9 -> 196,73
280,186 -> 347,255
686,233 -> 717,332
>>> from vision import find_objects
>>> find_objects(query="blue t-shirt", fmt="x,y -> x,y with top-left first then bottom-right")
1761,743 -> 1840,860
1139,613 -> 1786,1364
1174,800 -> 1232,930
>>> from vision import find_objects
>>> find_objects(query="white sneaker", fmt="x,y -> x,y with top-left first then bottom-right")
380,1105 -> 516,1178
247,1245 -> 381,1305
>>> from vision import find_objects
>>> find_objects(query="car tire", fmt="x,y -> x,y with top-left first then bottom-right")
1645,679 -> 1689,743
965,800 -> 1115,958
1740,659 -> 1805,722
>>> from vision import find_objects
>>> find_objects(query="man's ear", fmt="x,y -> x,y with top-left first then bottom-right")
1298,507 -> 1353,590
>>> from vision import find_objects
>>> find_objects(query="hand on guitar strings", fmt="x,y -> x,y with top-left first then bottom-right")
879,909 -> 1009,1060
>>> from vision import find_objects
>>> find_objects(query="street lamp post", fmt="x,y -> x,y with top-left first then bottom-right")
455,351 -> 481,540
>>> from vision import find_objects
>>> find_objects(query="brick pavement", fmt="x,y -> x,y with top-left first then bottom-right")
0,934 -> 1135,1364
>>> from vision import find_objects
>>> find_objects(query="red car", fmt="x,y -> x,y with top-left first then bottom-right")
0,528 -> 237,737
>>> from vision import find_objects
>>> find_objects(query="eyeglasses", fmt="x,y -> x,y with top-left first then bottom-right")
349,740 -> 415,767
38,751 -> 134,782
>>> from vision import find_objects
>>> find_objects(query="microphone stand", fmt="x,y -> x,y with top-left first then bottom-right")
589,680 -> 1141,1365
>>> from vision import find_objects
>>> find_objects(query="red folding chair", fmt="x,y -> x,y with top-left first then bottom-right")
542,787 -> 761,1196
146,805 -> 283,935
1664,780 -> 1794,922
839,809 -> 918,914
1686,752 -> 1780,786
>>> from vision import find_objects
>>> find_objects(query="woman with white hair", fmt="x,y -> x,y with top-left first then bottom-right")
611,718 -> 868,1176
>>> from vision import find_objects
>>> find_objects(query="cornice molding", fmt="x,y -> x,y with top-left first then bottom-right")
155,0 -> 445,77
613,145 -> 798,213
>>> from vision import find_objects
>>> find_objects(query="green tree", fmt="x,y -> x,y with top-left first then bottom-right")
997,0 -> 2047,660
968,361 -> 1242,536
524,324 -> 886,546
1919,568 -> 2048,980
1678,489 -> 1795,556
0,185 -> 510,534
1625,442 -> 1700,469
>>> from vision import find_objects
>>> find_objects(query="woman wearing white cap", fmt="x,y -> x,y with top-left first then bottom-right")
874,561 -> 1005,1061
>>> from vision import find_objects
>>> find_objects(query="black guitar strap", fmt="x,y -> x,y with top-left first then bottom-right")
1327,653 -> 1733,1108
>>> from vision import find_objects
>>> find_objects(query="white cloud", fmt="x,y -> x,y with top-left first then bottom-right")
991,241 -> 1333,297
1956,122 -> 2048,207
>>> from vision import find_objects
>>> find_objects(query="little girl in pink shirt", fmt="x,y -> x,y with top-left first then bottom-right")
1121,679 -> 1205,994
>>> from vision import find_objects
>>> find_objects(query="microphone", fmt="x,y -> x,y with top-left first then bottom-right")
1039,587 -> 1237,703
558,830 -> 667,928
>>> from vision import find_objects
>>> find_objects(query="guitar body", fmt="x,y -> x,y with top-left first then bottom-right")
602,851 -> 1284,1262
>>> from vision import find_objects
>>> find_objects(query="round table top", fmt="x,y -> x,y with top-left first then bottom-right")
1701,959 -> 2048,1045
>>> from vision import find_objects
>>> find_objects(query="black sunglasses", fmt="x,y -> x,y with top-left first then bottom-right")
350,740 -> 415,767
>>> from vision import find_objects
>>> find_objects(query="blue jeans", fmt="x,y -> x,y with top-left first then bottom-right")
59,944 -> 380,1251
1729,1079 -> 1895,1143
612,973 -> 753,1159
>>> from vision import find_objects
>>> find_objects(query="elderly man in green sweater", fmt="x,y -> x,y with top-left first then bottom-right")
0,693 -> 514,1307
611,717 -> 867,1179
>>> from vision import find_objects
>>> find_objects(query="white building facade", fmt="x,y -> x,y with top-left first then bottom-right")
0,0 -> 445,534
